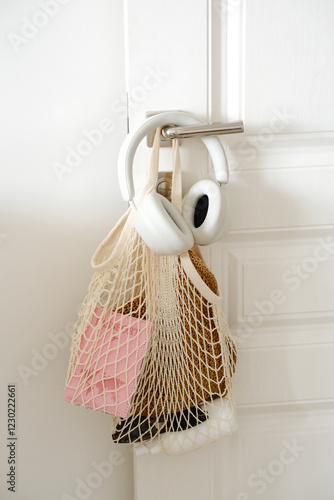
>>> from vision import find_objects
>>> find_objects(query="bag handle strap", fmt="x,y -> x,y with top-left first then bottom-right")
134,127 -> 162,208
134,128 -> 182,212
91,129 -> 183,271
91,207 -> 134,271
171,138 -> 182,213
91,128 -> 163,271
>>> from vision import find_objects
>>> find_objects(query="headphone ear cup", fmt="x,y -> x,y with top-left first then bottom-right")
182,180 -> 231,246
134,191 -> 194,255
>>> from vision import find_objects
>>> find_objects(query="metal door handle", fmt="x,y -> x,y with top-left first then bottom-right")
119,111 -> 231,202
145,111 -> 243,147
161,121 -> 244,140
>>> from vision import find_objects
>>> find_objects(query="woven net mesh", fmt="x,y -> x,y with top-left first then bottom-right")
64,208 -> 237,455
64,130 -> 237,455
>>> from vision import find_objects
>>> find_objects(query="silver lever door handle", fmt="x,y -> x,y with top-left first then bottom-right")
161,121 -> 244,140
145,111 -> 244,147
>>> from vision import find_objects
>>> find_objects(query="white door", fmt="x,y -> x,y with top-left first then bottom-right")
125,1 -> 334,499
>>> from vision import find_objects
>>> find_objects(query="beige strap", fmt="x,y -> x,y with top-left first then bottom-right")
138,129 -> 183,213
180,251 -> 222,304
136,127 -> 162,203
91,130 -> 162,271
91,207 -> 135,271
171,138 -> 182,213
91,129 -> 183,271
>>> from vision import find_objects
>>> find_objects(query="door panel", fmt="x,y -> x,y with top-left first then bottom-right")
244,0 -> 334,133
125,1 -> 334,498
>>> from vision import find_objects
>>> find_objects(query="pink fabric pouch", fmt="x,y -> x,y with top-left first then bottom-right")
64,307 -> 153,418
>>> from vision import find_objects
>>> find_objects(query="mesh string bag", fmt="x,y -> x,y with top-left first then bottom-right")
64,129 -> 237,455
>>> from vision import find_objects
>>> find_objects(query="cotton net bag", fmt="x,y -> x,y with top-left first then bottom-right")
64,128 -> 237,455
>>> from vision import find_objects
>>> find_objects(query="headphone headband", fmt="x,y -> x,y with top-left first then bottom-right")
117,111 -> 229,202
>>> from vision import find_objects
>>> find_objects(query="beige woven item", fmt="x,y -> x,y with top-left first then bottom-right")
64,129 -> 237,454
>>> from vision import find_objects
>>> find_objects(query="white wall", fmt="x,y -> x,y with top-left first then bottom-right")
0,2 -> 134,499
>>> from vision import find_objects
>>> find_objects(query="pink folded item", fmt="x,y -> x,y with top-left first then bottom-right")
64,307 -> 153,418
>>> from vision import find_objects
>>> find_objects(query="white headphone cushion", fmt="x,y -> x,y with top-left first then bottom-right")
182,180 -> 231,245
135,191 -> 194,255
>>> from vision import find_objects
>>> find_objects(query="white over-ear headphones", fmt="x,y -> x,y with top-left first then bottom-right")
118,112 -> 231,255
182,178 -> 231,246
